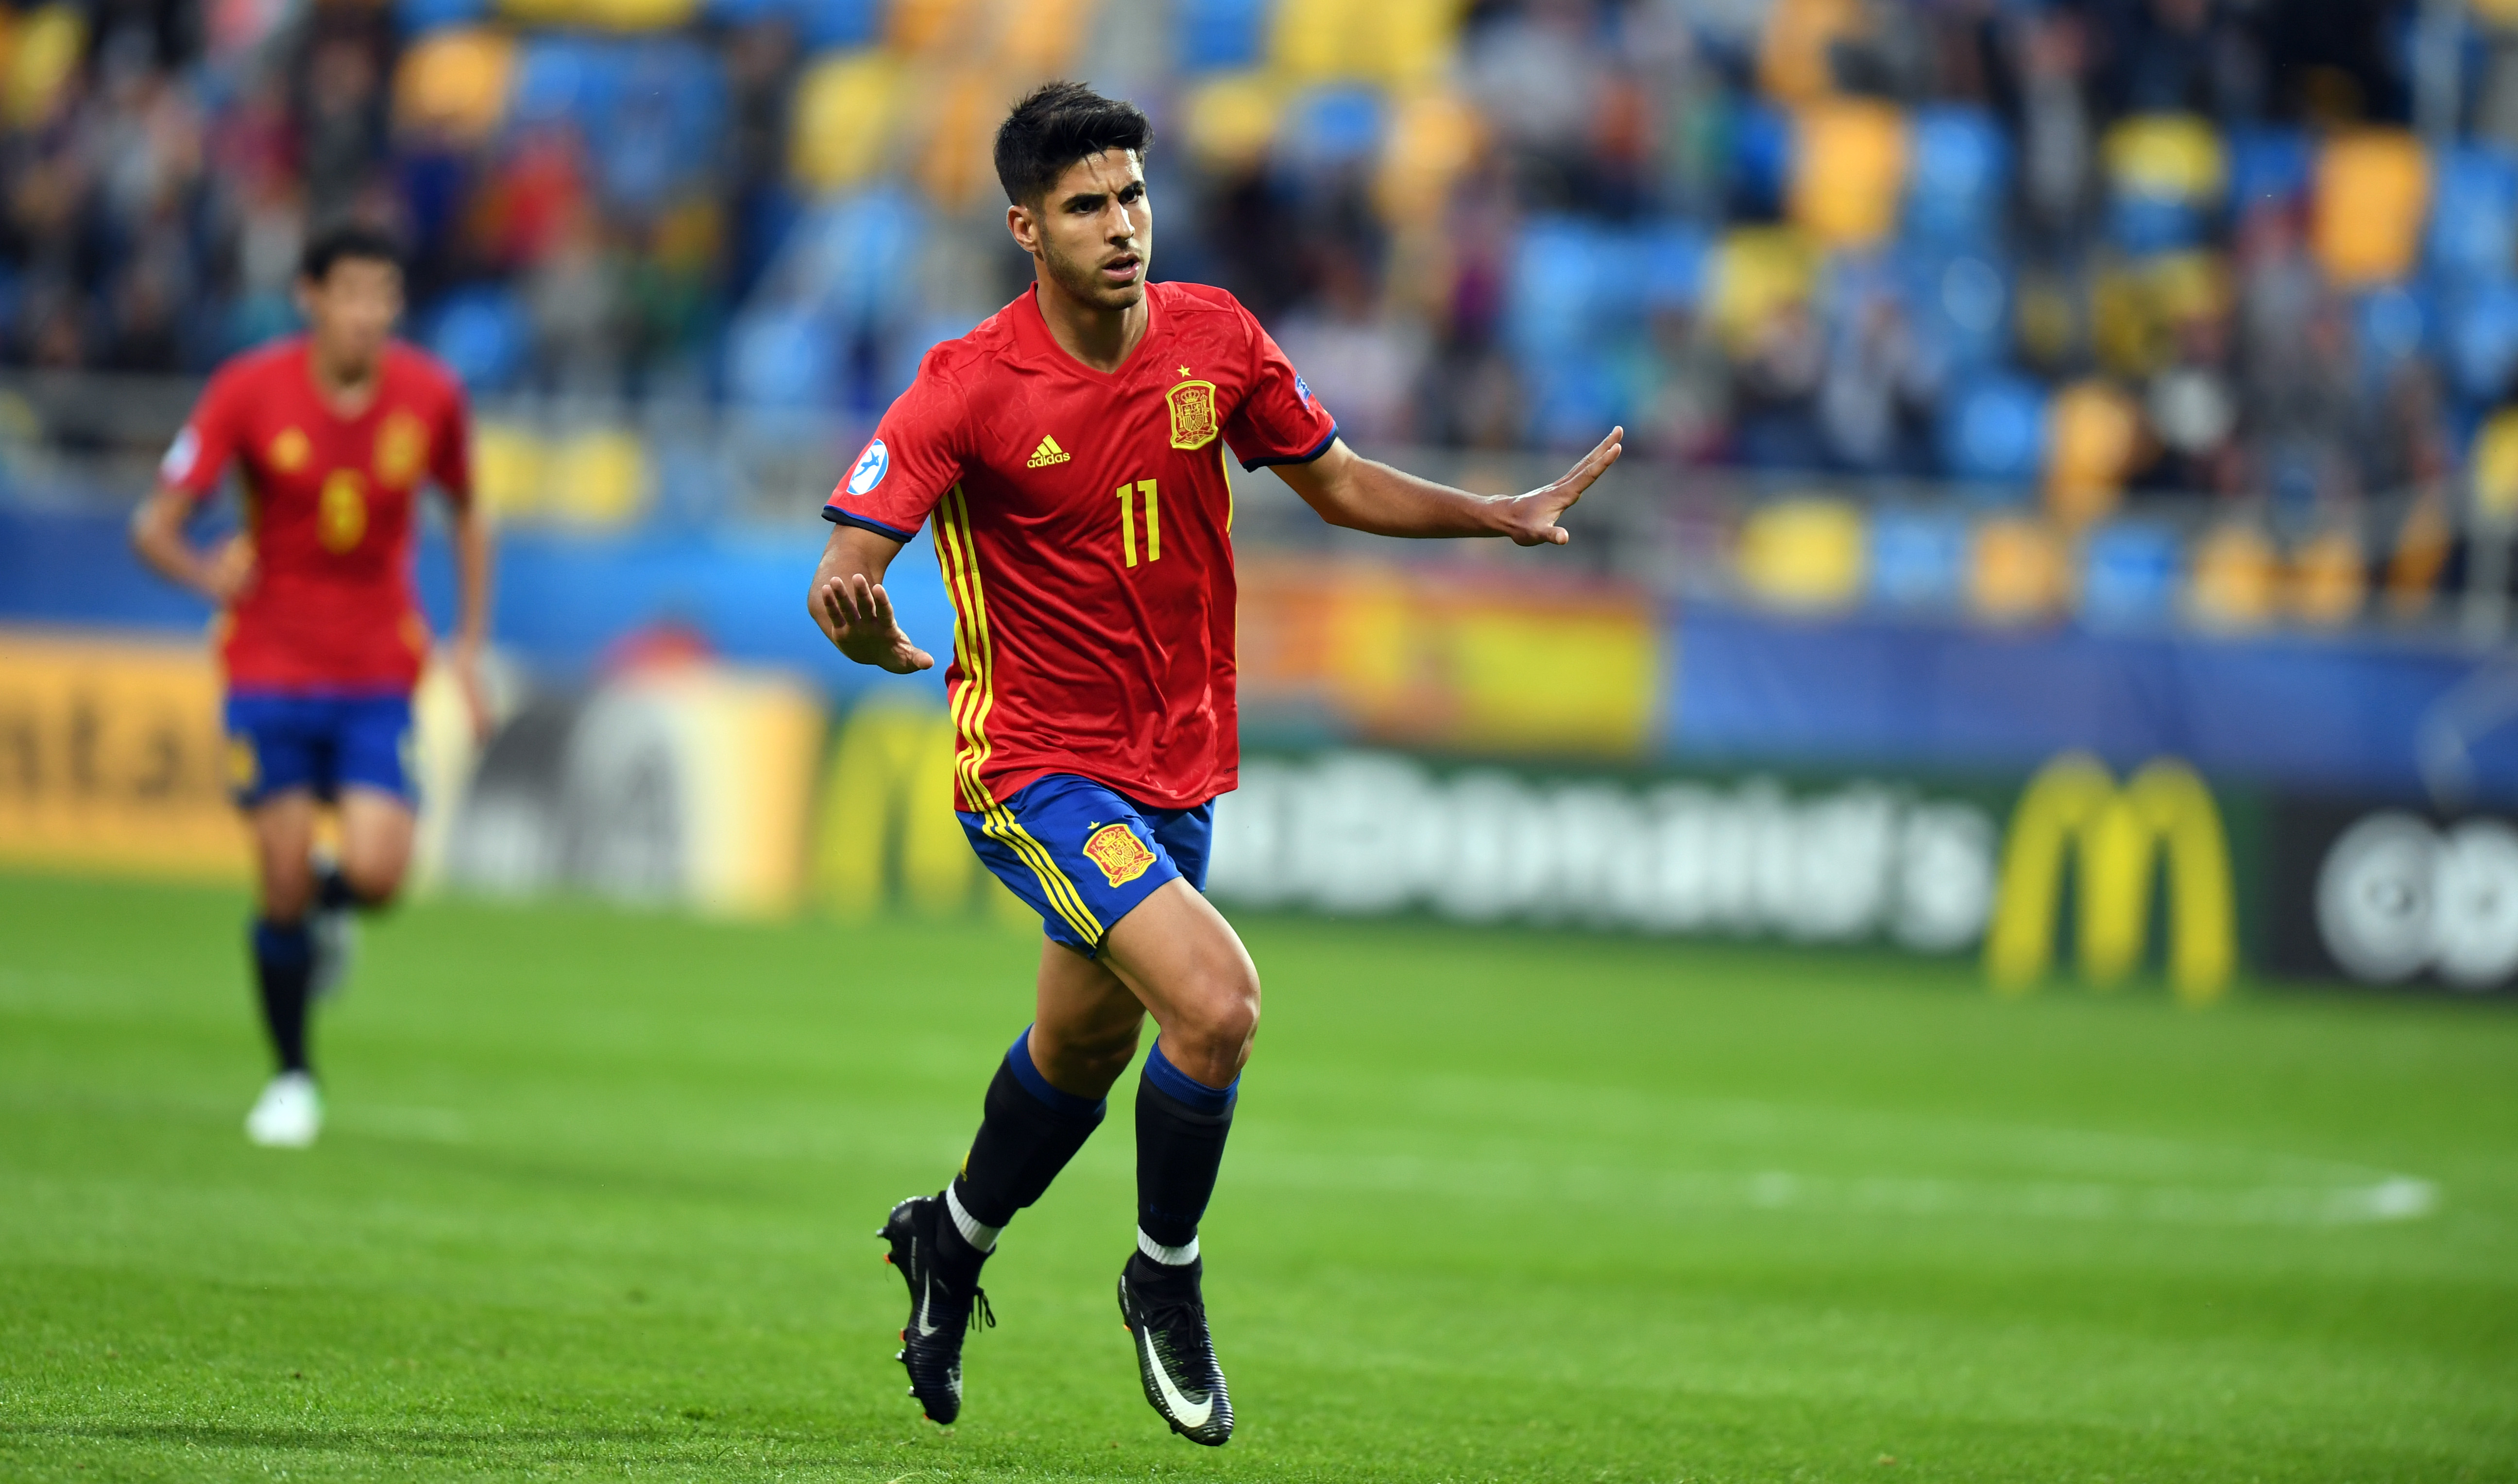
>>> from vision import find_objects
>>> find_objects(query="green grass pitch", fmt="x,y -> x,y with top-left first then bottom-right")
2,871 -> 2514,1482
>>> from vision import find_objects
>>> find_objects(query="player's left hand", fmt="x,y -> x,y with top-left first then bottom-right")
1501,425 -> 1623,546
815,573 -> 936,674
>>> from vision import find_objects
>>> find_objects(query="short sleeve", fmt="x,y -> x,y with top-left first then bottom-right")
161,369 -> 242,499
1223,304 -> 1339,472
431,381 -> 474,509
824,354 -> 969,541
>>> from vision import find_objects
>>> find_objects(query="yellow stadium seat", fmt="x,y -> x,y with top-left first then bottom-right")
545,429 -> 648,526
394,29 -> 516,146
2288,528 -> 2368,627
2385,493 -> 2455,619
916,67 -> 997,211
2,6 -> 83,129
1708,227 -> 1820,355
1968,515 -> 2068,623
2314,129 -> 2432,287
1789,98 -> 1909,250
1377,88 -> 1483,227
499,0 -> 699,29
2186,520 -> 2280,629
1759,0 -> 1862,104
2478,0 -> 2518,31
1738,497 -> 1868,612
2043,379 -> 2141,530
474,423 -> 547,521
887,0 -> 978,53
790,50 -> 906,196
1271,0 -> 1464,87
1004,0 -> 1099,75
2472,408 -> 2518,523
1182,71 -> 1284,171
2102,114 -> 2226,203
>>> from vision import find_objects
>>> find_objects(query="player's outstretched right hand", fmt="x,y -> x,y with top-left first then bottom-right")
814,572 -> 936,674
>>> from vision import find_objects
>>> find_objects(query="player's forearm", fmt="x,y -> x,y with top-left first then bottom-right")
1305,456 -> 1515,540
450,506 -> 493,651
128,489 -> 219,597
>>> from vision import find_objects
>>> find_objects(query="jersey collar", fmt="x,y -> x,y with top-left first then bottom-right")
1013,281 -> 1167,383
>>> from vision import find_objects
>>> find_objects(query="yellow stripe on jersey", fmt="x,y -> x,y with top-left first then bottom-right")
930,485 -> 1106,944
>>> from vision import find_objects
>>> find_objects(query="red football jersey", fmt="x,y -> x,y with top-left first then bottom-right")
825,282 -> 1338,811
163,337 -> 472,693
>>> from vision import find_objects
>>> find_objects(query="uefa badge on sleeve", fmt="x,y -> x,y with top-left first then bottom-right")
848,439 -> 890,494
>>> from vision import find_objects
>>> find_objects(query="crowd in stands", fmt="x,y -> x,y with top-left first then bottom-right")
8,0 -> 2518,552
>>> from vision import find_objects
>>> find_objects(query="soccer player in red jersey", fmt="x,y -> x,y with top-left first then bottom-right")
807,84 -> 1620,1443
130,224 -> 490,1149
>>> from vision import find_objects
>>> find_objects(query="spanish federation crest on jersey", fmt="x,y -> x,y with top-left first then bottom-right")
1082,822 -> 1158,886
1167,380 -> 1219,451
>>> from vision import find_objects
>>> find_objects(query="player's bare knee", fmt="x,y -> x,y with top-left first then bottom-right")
345,860 -> 405,908
1171,969 -> 1259,1083
1038,1019 -> 1140,1092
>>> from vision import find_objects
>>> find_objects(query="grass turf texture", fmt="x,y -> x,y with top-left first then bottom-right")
1,873 -> 2513,1483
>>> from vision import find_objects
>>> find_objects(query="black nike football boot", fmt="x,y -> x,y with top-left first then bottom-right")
878,1194 -> 992,1425
1116,1251 -> 1233,1446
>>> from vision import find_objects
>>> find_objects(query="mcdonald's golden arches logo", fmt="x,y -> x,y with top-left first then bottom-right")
1984,753 -> 2236,1005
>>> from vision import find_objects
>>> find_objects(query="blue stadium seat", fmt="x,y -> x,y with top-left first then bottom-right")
1868,507 -> 1969,609
1506,216 -> 1606,364
1639,222 -> 1710,313
595,40 -> 727,211
510,37 -> 628,136
2428,143 -> 2518,285
2354,284 -> 2431,389
1899,247 -> 2009,373
2446,277 -> 2518,404
1725,98 -> 1792,220
2079,521 -> 2183,630
1276,85 -> 1386,174
1904,106 -> 2009,248
1177,0 -> 1269,73
727,310 -> 843,407
426,287 -> 528,392
1938,374 -> 2047,487
709,0 -> 883,50
395,0 -> 490,33
2227,126 -> 2313,216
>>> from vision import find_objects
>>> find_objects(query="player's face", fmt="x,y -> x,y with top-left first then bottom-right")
1019,149 -> 1152,312
296,258 -> 403,376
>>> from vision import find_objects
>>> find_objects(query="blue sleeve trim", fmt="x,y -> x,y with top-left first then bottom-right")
822,506 -> 919,542
1239,423 -> 1341,472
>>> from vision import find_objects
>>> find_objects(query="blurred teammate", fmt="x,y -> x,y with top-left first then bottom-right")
131,224 -> 489,1149
808,83 -> 1619,1443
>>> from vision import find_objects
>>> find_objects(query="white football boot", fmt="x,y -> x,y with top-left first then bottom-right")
245,1072 -> 322,1148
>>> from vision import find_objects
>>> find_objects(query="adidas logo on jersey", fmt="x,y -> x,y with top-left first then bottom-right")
1027,435 -> 1072,469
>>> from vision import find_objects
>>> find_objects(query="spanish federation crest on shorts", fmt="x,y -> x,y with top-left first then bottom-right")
1167,380 -> 1219,451
1082,822 -> 1158,886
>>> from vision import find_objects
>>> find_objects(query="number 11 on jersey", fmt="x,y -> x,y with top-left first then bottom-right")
1117,478 -> 1160,568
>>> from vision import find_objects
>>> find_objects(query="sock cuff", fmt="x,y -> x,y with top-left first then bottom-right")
1143,1040 -> 1237,1117
252,919 -> 312,967
943,1185 -> 1001,1253
1137,1228 -> 1201,1265
1004,1026 -> 1107,1121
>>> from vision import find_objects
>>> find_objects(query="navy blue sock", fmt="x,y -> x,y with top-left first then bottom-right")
945,1027 -> 1106,1271
1134,1041 -> 1237,1258
251,918 -> 314,1075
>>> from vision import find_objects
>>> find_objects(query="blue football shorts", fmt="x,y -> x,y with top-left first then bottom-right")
223,691 -> 417,809
959,773 -> 1215,957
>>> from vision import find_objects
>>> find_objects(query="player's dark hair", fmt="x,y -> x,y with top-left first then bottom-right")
298,222 -> 405,284
994,81 -> 1153,206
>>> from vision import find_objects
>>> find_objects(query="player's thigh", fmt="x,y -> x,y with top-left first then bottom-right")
1097,879 -> 1259,1084
336,786 -> 417,898
247,792 -> 320,919
1030,940 -> 1146,1099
